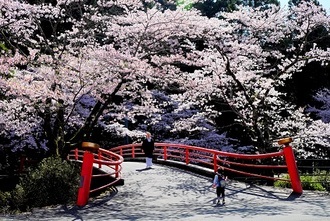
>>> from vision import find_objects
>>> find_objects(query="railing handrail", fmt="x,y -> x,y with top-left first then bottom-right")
68,148 -> 124,163
110,143 -> 286,174
111,142 -> 284,160
68,147 -> 124,193
95,148 -> 124,166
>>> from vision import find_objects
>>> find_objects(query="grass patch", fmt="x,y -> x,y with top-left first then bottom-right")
274,170 -> 330,192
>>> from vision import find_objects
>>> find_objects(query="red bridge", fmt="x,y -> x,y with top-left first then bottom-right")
68,138 -> 302,206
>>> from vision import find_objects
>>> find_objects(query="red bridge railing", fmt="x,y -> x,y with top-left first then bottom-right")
68,148 -> 124,182
68,144 -> 124,206
110,138 -> 302,194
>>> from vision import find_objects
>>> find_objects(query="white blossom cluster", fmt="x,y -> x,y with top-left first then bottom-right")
0,1 -> 329,158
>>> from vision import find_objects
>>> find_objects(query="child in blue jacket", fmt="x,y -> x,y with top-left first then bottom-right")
212,166 -> 227,205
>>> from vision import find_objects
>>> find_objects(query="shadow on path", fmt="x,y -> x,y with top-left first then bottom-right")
136,167 -> 153,172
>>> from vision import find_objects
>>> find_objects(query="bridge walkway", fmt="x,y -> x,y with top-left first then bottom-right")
1,161 -> 330,221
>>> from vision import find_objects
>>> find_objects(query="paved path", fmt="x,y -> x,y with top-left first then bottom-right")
1,162 -> 330,221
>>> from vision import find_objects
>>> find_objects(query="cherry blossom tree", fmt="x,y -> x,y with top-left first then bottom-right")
180,2 -> 330,154
297,88 -> 330,158
1,0 -> 329,160
0,0 -> 221,158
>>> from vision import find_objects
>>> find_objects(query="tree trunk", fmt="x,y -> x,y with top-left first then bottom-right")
66,80 -> 125,154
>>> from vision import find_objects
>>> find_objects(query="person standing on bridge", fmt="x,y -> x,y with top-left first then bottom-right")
212,166 -> 227,205
141,132 -> 155,169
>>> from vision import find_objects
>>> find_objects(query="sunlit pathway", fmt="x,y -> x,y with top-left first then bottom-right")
1,161 -> 329,221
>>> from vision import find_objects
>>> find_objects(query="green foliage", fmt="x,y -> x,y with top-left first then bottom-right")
19,156 -> 80,208
1,156 -> 80,213
0,42 -> 9,52
289,0 -> 320,7
193,0 -> 280,17
274,171 -> 330,191
9,185 -> 27,212
274,174 -> 291,188
0,191 -> 11,213
176,0 -> 194,10
0,186 -> 26,213
300,175 -> 326,191
313,170 -> 330,191
193,0 -> 237,17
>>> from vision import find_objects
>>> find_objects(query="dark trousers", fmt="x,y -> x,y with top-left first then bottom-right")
216,187 -> 225,199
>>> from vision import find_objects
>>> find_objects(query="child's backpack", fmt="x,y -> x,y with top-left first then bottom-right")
218,175 -> 226,187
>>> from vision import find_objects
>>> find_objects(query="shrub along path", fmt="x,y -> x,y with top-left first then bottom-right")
1,161 -> 330,221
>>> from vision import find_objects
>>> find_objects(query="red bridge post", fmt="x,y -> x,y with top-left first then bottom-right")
76,142 -> 100,207
279,138 -> 303,194
213,154 -> 218,172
